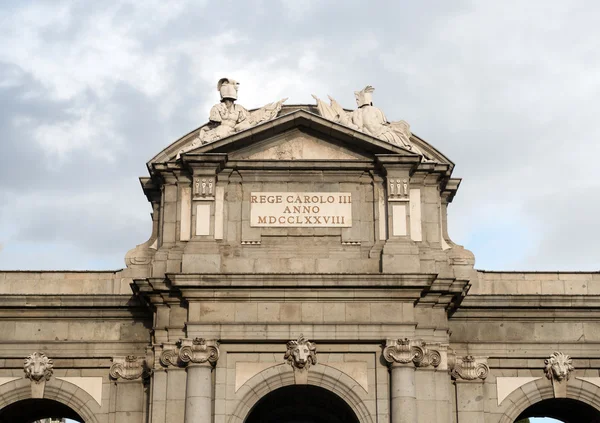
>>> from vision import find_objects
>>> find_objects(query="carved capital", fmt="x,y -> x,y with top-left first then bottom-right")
284,335 -> 317,371
159,342 -> 181,368
544,351 -> 574,398
178,338 -> 219,367
110,355 -> 150,381
383,339 -> 441,368
451,355 -> 489,381
24,352 -> 53,383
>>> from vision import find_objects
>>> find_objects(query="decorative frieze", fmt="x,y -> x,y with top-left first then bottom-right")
389,178 -> 409,201
450,355 -> 489,381
285,335 -> 317,384
193,177 -> 215,200
178,338 -> 220,366
382,339 -> 441,368
544,351 -> 574,398
110,355 -> 150,381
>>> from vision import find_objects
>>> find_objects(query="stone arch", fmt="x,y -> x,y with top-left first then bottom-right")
228,363 -> 374,423
497,377 -> 600,423
0,377 -> 101,423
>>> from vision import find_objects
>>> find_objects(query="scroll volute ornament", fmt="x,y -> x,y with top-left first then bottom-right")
110,355 -> 150,381
383,339 -> 441,368
450,355 -> 489,381
544,351 -> 574,398
159,342 -> 181,367
178,338 -> 220,366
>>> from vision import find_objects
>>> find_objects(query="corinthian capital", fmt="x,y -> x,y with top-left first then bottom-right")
383,339 -> 441,368
178,338 -> 220,366
450,355 -> 489,381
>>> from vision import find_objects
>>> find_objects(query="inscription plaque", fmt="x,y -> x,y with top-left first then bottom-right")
250,192 -> 352,227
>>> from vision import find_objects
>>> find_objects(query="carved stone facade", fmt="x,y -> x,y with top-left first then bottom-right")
1,82 -> 599,423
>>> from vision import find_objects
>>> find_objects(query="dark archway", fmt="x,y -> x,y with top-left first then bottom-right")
245,385 -> 360,423
0,398 -> 84,423
515,398 -> 600,423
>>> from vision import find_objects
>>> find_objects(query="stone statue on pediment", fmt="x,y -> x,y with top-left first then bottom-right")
177,78 -> 287,158
312,86 -> 432,161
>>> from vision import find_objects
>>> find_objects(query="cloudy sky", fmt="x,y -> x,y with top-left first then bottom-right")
0,0 -> 598,272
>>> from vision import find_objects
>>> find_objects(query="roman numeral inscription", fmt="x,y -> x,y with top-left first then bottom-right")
250,192 -> 352,227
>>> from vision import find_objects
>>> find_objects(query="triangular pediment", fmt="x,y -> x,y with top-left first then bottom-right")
229,128 -> 370,160
184,110 -> 417,159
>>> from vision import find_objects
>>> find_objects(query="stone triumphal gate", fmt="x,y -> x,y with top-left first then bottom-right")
1,79 -> 599,423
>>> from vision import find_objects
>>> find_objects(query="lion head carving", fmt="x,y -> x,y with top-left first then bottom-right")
284,335 -> 316,370
24,352 -> 53,383
544,351 -> 574,382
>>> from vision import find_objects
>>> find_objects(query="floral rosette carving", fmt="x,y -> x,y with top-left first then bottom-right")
24,352 -> 53,383
450,355 -> 489,381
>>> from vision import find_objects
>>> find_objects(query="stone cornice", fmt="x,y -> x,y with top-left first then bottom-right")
453,295 -> 600,320
461,294 -> 600,305
167,273 -> 437,287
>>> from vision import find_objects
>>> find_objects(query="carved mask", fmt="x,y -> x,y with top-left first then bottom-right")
545,352 -> 574,382
24,352 -> 53,383
354,85 -> 374,107
285,335 -> 316,370
292,344 -> 311,368
218,77 -> 239,101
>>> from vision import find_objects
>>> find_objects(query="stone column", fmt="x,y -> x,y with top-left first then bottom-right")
383,339 -> 441,423
451,355 -> 489,423
178,338 -> 220,423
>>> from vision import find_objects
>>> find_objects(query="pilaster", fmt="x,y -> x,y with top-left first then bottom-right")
450,355 -> 489,423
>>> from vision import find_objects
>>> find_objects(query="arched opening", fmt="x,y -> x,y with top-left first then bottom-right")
515,398 -> 600,423
0,398 -> 84,423
245,385 -> 360,423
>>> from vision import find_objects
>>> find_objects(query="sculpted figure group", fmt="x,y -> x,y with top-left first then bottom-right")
312,86 -> 431,161
178,78 -> 287,157
178,78 -> 431,162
